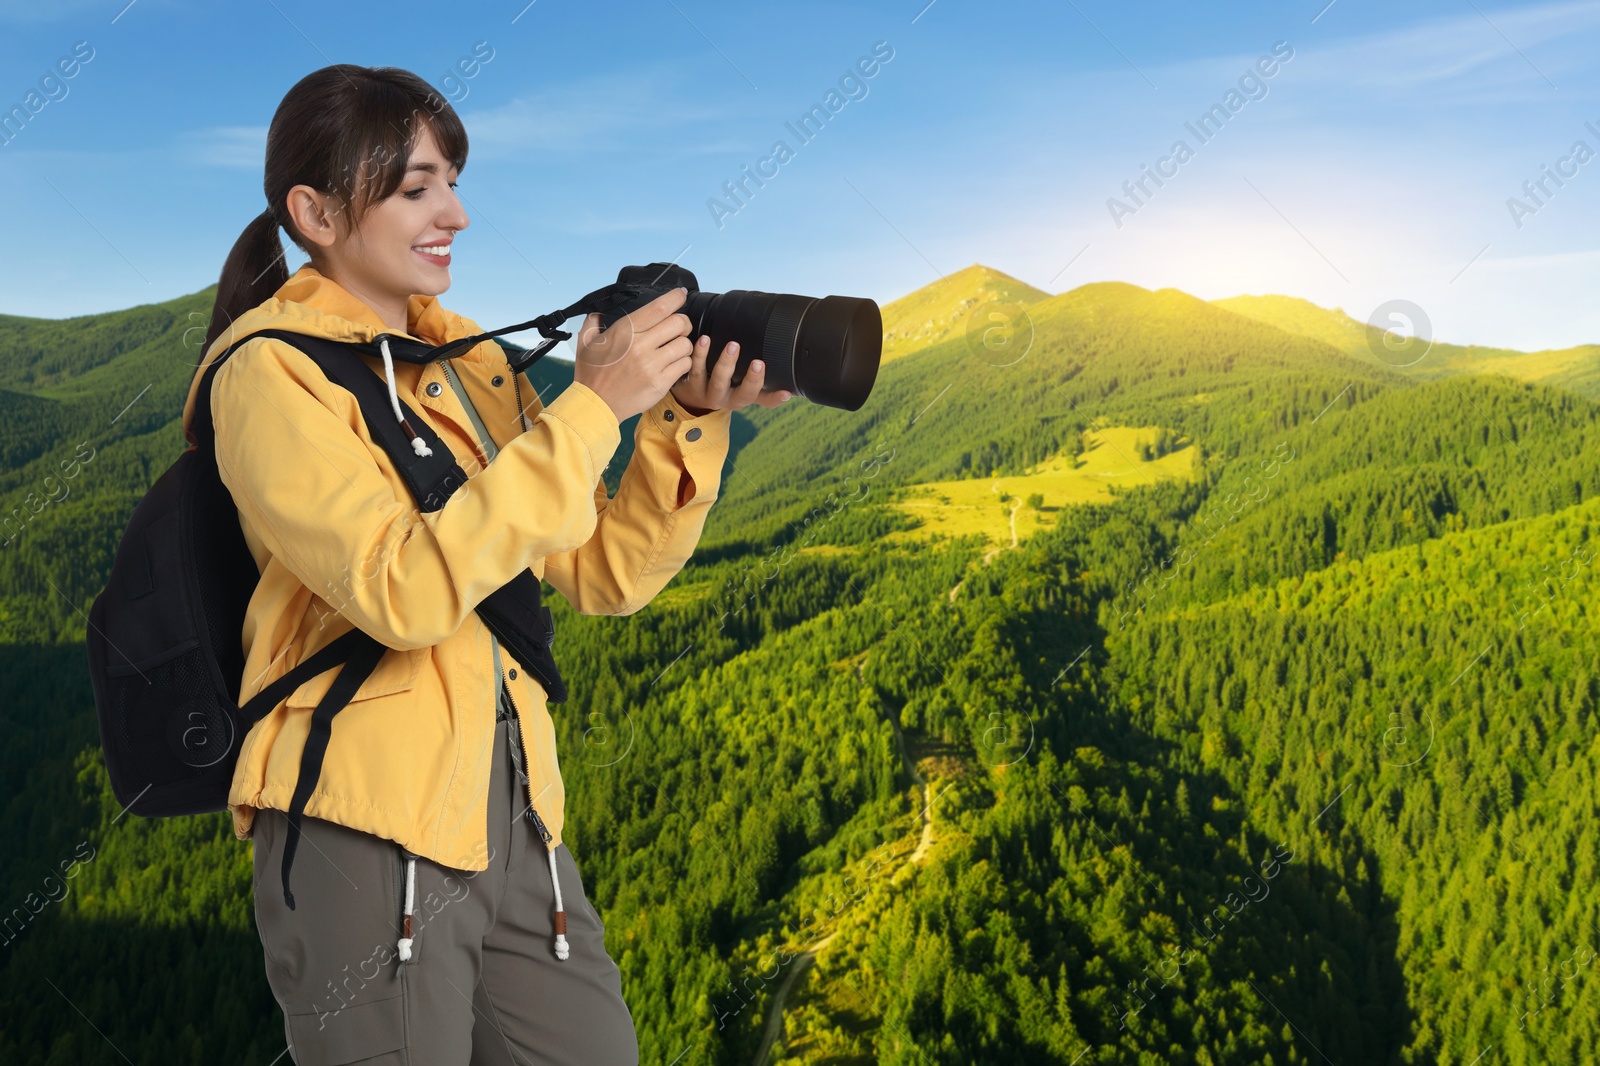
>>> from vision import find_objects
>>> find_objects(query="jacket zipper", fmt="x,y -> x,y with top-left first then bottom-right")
438,357 -> 497,467
442,354 -> 548,842
492,630 -> 553,845
511,367 -> 530,433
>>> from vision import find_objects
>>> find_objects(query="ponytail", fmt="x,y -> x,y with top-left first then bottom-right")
203,207 -> 289,355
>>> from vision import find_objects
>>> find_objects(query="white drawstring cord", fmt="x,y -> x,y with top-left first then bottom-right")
547,849 -> 570,960
397,855 -> 418,962
379,336 -> 432,457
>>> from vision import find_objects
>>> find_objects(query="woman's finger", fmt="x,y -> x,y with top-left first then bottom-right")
627,286 -> 689,334
638,311 -> 693,363
687,334 -> 710,384
731,359 -> 767,407
665,347 -> 694,385
711,342 -> 741,394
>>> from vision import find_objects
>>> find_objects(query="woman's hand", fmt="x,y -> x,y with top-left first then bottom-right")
572,287 -> 697,423
670,335 -> 794,415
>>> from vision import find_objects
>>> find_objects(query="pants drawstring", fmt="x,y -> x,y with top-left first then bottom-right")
500,694 -> 572,963
397,851 -> 418,962
390,845 -> 564,963
547,848 -> 570,960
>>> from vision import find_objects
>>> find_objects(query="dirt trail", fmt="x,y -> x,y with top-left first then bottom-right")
750,660 -> 934,1066
976,480 -> 1021,567
751,931 -> 836,1066
859,658 -> 931,856
955,491 -> 1021,587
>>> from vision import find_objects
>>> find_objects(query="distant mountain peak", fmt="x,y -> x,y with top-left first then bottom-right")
880,264 -> 1051,364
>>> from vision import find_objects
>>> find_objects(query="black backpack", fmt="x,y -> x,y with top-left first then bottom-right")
87,326 -> 572,909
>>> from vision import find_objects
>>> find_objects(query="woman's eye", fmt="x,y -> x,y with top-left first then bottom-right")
404,181 -> 457,200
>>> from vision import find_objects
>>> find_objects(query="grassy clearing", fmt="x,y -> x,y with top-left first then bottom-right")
883,426 -> 1200,547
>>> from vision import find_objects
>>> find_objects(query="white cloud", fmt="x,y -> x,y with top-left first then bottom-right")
1470,245 -> 1600,272
176,125 -> 265,169
458,61 -> 746,160
1278,0 -> 1597,104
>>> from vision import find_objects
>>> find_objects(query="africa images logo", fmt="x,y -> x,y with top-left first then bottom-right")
1106,40 -> 1295,228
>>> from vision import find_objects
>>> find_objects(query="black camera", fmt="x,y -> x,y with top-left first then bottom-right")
597,263 -> 883,412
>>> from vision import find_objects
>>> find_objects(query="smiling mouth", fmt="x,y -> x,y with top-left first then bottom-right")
413,243 -> 452,265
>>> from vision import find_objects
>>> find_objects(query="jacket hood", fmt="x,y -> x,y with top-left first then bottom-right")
182,264 -> 495,447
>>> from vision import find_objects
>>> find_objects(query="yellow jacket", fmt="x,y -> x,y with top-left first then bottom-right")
179,264 -> 731,870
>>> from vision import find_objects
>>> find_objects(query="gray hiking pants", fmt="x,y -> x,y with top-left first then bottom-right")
250,715 -> 639,1065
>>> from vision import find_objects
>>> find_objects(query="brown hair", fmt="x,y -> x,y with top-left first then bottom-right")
201,64 -> 468,354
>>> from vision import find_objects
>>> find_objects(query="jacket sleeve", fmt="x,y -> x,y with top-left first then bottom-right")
209,336 -> 623,651
533,381 -> 733,616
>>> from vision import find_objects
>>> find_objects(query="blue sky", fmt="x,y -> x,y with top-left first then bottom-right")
1,0 -> 1596,351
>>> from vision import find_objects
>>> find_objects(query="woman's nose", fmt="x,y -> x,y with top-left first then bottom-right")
441,197 -> 469,233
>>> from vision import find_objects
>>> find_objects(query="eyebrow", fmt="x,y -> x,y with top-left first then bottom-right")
404,161 -> 459,182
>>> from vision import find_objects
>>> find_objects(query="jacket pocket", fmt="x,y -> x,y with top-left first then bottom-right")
284,644 -> 428,708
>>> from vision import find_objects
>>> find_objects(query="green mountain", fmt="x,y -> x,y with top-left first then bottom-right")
3,271 -> 1598,1064
878,263 -> 1051,365
1216,292 -> 1600,400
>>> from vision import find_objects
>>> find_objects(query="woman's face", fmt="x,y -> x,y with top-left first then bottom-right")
310,122 -> 470,327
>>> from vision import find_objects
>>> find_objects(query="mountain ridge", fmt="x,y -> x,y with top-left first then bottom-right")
1215,291 -> 1600,399
5,266 -> 1593,397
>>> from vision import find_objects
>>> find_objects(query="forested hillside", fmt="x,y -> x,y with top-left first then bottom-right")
1,267 -> 1595,1064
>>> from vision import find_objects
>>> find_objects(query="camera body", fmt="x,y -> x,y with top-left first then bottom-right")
598,263 -> 882,412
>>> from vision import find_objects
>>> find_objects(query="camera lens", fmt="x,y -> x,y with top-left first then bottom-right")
686,289 -> 882,411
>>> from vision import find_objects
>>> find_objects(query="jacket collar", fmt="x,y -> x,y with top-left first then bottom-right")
182,264 -> 492,446
268,264 -> 468,348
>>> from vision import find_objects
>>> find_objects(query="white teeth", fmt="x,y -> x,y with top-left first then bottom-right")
415,245 -> 450,256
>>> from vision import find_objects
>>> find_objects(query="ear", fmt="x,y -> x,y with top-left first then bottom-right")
285,183 -> 345,250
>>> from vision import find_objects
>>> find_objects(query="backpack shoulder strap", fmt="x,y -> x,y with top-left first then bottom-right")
279,633 -> 388,910
194,328 -> 469,513
236,626 -> 375,725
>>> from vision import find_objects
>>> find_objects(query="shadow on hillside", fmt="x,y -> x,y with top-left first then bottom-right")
1,911 -> 285,1066
1004,597 -> 1414,1062
0,643 -> 97,809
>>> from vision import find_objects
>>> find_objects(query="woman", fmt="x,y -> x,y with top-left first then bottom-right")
179,64 -> 790,1065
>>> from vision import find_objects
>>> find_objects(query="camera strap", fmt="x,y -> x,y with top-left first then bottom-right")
356,279 -> 665,375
